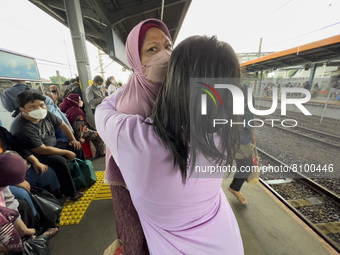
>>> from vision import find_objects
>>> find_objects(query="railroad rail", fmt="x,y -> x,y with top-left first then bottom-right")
255,116 -> 340,149
257,147 -> 340,253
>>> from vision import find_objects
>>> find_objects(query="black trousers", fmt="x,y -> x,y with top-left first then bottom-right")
229,156 -> 253,192
34,142 -> 85,198
34,154 -> 76,198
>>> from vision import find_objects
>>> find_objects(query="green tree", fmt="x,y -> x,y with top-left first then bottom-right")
49,75 -> 68,84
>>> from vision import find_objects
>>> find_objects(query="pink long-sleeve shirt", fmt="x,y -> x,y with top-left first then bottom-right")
95,89 -> 244,255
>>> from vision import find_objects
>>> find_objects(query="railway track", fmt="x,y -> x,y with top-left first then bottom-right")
255,116 -> 340,149
257,148 -> 340,253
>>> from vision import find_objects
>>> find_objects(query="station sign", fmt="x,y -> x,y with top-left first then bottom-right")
0,49 -> 40,81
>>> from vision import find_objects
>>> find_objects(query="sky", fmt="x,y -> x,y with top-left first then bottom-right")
0,0 -> 339,82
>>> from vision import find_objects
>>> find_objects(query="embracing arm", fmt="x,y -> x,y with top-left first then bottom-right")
95,88 -> 154,166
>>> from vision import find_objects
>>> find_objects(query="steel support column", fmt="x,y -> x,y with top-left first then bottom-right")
308,63 -> 317,89
63,0 -> 94,126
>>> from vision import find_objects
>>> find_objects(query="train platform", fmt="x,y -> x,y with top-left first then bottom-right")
49,157 -> 337,255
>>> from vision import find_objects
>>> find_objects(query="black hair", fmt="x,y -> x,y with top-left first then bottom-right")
93,75 -> 103,83
75,76 -> 79,83
64,80 -> 71,86
17,91 -> 46,108
106,76 -> 113,87
151,36 -> 240,183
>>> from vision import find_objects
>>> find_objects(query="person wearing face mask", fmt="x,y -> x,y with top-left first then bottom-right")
60,94 -> 105,157
86,75 -> 105,114
10,91 -> 85,201
97,19 -> 172,255
106,76 -> 118,95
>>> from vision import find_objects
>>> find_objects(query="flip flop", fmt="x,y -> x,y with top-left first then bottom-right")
43,227 -> 59,239
228,187 -> 247,205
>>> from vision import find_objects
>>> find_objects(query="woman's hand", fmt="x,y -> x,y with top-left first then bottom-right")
79,138 -> 86,144
15,180 -> 31,193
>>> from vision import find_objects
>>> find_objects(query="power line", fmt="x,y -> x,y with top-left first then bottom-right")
286,21 -> 340,41
36,62 -> 77,70
269,0 -> 294,15
266,21 -> 340,50
36,58 -> 77,68
94,60 -> 114,71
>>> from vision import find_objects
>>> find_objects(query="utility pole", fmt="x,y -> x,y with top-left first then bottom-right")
98,48 -> 105,80
63,40 -> 73,78
255,37 -> 263,97
56,70 -> 63,91
257,37 -> 263,58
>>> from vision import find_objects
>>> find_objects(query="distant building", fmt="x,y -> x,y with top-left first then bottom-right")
237,52 -> 274,63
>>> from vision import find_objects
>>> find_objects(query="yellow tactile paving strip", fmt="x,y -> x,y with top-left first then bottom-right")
93,183 -> 112,200
59,171 -> 106,226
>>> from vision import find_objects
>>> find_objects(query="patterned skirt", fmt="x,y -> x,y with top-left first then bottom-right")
110,185 -> 149,255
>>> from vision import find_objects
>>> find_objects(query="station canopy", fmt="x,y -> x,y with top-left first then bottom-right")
241,35 -> 340,72
29,0 -> 191,68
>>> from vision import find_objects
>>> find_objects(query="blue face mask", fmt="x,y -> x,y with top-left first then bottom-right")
97,85 -> 103,89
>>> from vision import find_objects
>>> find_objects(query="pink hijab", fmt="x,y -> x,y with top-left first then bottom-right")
105,19 -> 172,186
116,18 -> 172,116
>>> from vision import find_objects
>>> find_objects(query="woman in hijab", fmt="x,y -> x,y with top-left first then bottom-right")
0,125 -> 61,222
0,154 -> 58,253
100,18 -> 172,254
96,36 -> 244,254
0,153 -> 36,252
60,94 -> 105,157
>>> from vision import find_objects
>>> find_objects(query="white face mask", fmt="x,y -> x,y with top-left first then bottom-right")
27,108 -> 48,120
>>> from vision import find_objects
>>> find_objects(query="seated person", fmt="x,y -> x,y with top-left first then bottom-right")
61,94 -> 105,157
0,125 -> 61,233
10,91 -> 84,200
0,154 -> 58,253
49,85 -> 64,106
0,125 -> 61,195
45,95 -> 73,143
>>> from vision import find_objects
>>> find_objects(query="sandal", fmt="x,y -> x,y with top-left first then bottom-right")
228,187 -> 247,205
43,227 -> 59,239
70,192 -> 84,201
